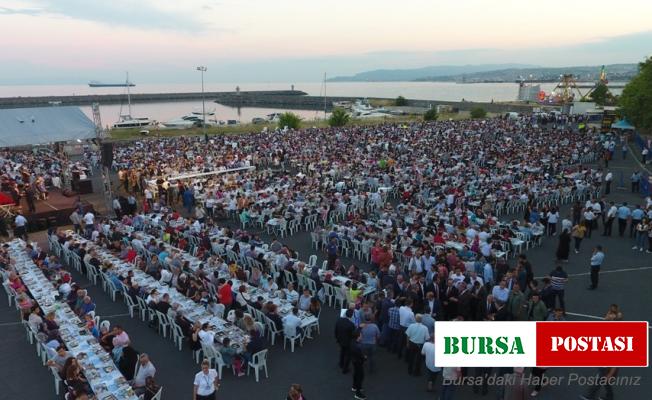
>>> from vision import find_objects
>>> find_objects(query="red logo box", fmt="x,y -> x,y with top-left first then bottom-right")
536,321 -> 648,367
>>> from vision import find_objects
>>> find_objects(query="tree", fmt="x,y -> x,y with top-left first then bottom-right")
619,57 -> 652,133
589,82 -> 609,106
395,96 -> 408,106
328,108 -> 350,127
470,107 -> 487,119
278,112 -> 302,130
423,108 -> 438,121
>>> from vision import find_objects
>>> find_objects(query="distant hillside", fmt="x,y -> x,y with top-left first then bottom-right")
415,64 -> 639,83
327,64 -> 536,82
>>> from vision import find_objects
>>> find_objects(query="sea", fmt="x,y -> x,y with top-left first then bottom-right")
0,82 -> 624,124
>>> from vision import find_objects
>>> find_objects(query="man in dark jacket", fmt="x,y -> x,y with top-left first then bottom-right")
334,308 -> 356,373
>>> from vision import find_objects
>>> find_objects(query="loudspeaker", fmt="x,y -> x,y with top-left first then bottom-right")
101,142 -> 114,167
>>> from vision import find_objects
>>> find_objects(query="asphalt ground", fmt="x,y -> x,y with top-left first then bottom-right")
1,150 -> 651,400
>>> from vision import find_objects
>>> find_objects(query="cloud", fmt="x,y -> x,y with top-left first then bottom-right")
0,6 -> 43,16
14,0 -> 209,32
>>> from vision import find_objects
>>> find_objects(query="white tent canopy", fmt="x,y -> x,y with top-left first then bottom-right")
0,106 -> 96,147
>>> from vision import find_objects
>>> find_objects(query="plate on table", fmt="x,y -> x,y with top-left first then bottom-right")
101,394 -> 117,400
116,376 -> 127,385
103,365 -> 115,373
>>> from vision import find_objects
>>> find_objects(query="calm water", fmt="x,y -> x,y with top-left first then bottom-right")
0,82 -> 623,124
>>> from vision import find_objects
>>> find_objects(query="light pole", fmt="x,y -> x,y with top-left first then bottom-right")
196,66 -> 207,137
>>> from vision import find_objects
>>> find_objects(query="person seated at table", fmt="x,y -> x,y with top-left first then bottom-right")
283,282 -> 299,304
265,303 -> 284,331
243,329 -> 266,364
283,307 -> 303,339
65,358 -> 91,395
218,337 -> 241,374
177,273 -> 190,295
347,264 -> 361,282
197,322 -> 215,345
348,282 -> 363,306
298,289 -> 312,311
146,255 -> 162,280
83,313 -> 100,337
47,344 -> 72,377
131,353 -> 156,396
261,276 -> 278,294
145,289 -> 160,308
7,271 -> 25,292
217,279 -> 234,308
251,296 -> 265,310
27,305 -> 43,332
248,267 -> 263,287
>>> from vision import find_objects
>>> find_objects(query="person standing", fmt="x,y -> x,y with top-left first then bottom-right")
582,208 -> 594,238
193,359 -> 220,400
546,207 -> 559,236
571,222 -> 587,253
422,340 -> 442,394
14,212 -> 28,240
630,205 -> 645,238
326,237 -> 338,269
604,170 -> 613,195
603,202 -> 617,236
588,246 -> 605,290
631,171 -> 641,193
616,202 -> 631,237
350,330 -> 367,400
359,317 -> 380,373
549,264 -> 568,312
334,308 -> 355,374
405,314 -> 430,376
632,218 -> 649,252
24,183 -> 36,213
555,228 -> 571,262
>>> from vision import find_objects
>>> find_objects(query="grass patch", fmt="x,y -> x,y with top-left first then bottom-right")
107,113 -> 484,141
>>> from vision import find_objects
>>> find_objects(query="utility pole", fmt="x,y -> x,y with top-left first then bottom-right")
196,66 -> 207,137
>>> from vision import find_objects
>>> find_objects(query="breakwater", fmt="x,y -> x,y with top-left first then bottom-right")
0,89 -> 535,113
212,91 -> 536,113
0,90 -> 307,108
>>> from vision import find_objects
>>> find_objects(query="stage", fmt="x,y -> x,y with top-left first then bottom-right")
2,190 -> 95,232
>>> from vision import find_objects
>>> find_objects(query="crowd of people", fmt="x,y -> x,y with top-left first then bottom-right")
2,115 -> 650,400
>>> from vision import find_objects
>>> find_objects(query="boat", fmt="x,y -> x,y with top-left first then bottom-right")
351,99 -> 389,118
332,100 -> 353,109
112,72 -> 152,129
89,81 -> 135,87
163,110 -> 220,129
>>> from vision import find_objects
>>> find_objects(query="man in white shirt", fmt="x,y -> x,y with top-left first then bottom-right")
83,211 -> 94,237
14,213 -> 28,240
421,340 -> 441,392
283,282 -> 299,304
405,314 -> 430,375
282,307 -> 303,338
131,353 -> 156,395
604,171 -> 613,194
193,360 -> 219,400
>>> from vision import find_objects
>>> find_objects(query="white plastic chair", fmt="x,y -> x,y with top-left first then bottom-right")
247,349 -> 269,382
283,326 -> 303,352
49,365 -> 62,396
170,321 -> 185,351
100,320 -> 110,332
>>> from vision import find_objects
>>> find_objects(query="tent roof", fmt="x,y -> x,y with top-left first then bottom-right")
0,106 -> 96,147
611,119 -> 635,130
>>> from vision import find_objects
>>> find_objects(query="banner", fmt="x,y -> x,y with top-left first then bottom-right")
434,321 -> 648,367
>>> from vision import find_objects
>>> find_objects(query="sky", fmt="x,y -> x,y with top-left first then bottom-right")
0,0 -> 651,84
